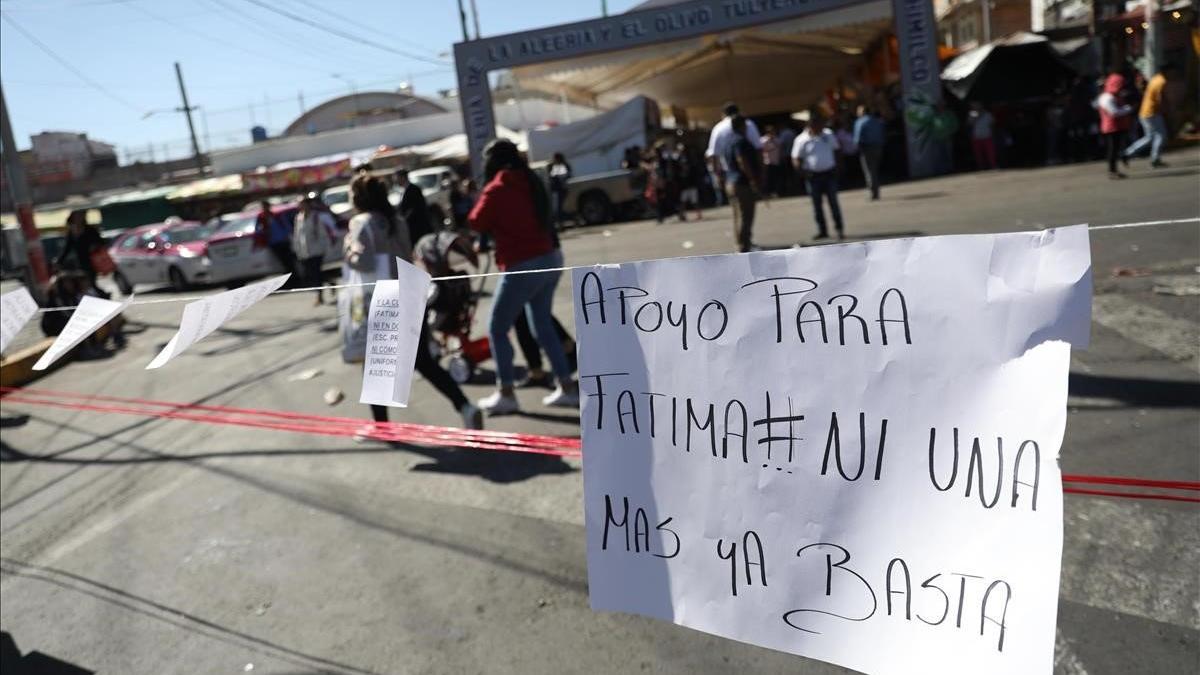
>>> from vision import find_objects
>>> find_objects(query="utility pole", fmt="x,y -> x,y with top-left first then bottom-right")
456,0 -> 470,41
469,0 -> 481,39
174,62 -> 204,173
602,0 -> 609,17
1143,0 -> 1162,78
0,79 -> 50,296
298,90 -> 307,115
980,0 -> 992,44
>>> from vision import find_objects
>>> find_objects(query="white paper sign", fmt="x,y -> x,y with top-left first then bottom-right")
34,294 -> 132,370
359,258 -> 431,407
1,286 -> 39,355
146,274 -> 290,369
573,226 -> 1091,675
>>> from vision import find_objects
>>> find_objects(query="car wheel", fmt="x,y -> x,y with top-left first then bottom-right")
168,266 -> 189,292
113,271 -> 133,295
578,191 -> 613,226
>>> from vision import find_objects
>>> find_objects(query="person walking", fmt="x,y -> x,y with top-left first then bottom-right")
761,125 -> 782,197
792,116 -> 845,241
776,121 -> 798,195
723,115 -> 763,253
468,139 -> 578,414
968,102 -> 998,170
395,168 -> 435,244
293,193 -> 335,305
548,152 -> 573,230
646,141 -> 680,224
1123,64 -> 1173,168
853,105 -> 886,200
257,200 -> 296,279
342,174 -> 483,434
674,141 -> 703,221
705,102 -> 762,185
1096,72 -> 1134,179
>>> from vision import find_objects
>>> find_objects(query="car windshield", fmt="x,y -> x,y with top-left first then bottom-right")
161,225 -> 215,244
412,173 -> 440,190
323,190 -> 349,205
217,215 -> 257,236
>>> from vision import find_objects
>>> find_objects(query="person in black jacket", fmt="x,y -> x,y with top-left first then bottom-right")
394,168 -> 434,243
57,210 -> 110,298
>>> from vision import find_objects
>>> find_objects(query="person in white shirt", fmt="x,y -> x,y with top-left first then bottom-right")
293,193 -> 336,305
791,117 -> 845,240
705,102 -> 762,180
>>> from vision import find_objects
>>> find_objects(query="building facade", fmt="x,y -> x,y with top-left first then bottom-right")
935,0 -> 1033,50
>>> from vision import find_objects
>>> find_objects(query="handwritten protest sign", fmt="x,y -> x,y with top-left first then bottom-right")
1,286 -> 39,355
34,294 -> 132,370
573,226 -> 1091,675
146,274 -> 289,369
359,258 -> 431,407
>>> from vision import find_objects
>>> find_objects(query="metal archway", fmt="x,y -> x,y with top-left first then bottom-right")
454,0 -> 949,179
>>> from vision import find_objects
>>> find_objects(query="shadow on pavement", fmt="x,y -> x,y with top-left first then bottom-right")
0,439 -> 575,485
893,191 -> 948,200
1069,372 -> 1200,408
0,561 -> 378,675
1,630 -> 92,674
1126,168 -> 1200,180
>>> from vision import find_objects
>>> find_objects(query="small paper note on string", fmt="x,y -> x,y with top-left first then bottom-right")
1,286 -> 39,355
34,294 -> 133,370
146,274 -> 289,369
359,258 -> 431,407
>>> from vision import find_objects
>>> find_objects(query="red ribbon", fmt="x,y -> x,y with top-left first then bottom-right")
3,387 -> 1196,503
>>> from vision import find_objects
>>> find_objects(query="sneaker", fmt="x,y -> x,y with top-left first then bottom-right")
459,403 -> 484,430
478,390 -> 520,415
1151,159 -> 1169,168
813,232 -> 830,241
516,371 -> 553,388
1120,154 -> 1130,168
542,386 -> 580,408
1108,171 -> 1127,180
836,230 -> 846,241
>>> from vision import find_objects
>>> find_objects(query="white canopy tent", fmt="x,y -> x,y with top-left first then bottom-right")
511,0 -> 892,124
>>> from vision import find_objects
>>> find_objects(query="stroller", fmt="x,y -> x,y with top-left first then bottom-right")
414,231 -> 491,384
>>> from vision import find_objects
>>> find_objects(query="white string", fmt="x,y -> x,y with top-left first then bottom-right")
29,217 -> 1200,314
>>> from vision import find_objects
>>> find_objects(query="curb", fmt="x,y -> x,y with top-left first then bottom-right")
0,338 -> 55,388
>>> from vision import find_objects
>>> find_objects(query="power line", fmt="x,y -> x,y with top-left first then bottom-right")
125,2 -> 331,76
0,10 -> 142,113
290,0 -> 442,56
203,0 -> 388,74
237,0 -> 448,67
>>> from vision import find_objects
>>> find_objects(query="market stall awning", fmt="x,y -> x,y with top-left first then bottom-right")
511,0 -> 892,122
393,126 -> 526,162
167,173 -> 245,201
942,32 -> 1076,102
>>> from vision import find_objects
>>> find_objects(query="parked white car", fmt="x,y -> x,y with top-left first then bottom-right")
408,165 -> 456,227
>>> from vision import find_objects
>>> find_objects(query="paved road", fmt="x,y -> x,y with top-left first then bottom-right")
1,150 -> 1197,674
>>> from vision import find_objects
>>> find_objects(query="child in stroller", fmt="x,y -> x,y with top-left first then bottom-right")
413,231 -> 490,384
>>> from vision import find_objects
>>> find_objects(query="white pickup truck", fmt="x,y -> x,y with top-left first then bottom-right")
531,164 -> 645,226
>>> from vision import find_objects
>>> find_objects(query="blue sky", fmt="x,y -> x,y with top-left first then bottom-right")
0,0 -> 641,162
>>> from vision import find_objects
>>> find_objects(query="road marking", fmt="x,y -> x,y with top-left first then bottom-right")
1092,294 -> 1199,363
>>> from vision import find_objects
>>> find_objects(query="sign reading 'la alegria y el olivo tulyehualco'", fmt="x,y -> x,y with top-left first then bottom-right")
573,226 -> 1092,675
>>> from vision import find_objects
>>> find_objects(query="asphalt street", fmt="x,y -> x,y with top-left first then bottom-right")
1,149 -> 1198,674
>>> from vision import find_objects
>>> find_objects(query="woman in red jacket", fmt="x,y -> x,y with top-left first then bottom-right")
469,140 -> 578,414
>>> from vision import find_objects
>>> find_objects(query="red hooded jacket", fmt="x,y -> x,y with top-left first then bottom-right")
1097,74 -> 1132,135
467,168 -> 555,270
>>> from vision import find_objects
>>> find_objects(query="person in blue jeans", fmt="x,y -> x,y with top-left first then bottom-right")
791,117 -> 845,240
469,139 -> 579,415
